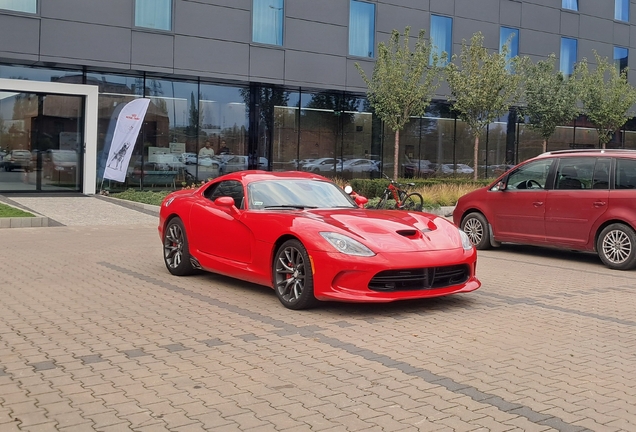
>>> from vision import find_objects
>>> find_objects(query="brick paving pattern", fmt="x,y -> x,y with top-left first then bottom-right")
1,198 -> 635,431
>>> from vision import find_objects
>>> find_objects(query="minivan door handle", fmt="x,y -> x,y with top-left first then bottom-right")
593,201 -> 607,208
533,201 -> 544,207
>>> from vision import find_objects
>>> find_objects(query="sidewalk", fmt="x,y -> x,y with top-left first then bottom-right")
0,195 -> 158,227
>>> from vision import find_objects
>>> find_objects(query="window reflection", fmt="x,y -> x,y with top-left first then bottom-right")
614,47 -> 629,75
430,15 -> 452,65
0,0 -> 37,13
560,37 -> 578,76
135,0 -> 172,31
349,0 -> 375,58
252,0 -> 283,45
615,0 -> 629,21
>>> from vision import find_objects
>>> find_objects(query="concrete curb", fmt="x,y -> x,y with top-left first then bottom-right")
94,194 -> 160,216
0,204 -> 49,229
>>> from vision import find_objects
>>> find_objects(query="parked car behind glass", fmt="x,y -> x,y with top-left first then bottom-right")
2,149 -> 32,171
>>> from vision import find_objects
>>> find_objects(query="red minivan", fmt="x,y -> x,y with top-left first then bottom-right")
453,150 -> 636,270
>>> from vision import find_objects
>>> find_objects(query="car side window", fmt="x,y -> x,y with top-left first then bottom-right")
591,158 -> 611,190
506,159 -> 554,190
616,158 -> 636,189
204,180 -> 244,208
555,157 -> 595,190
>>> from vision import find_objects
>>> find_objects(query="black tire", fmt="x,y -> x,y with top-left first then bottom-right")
401,192 -> 424,211
273,239 -> 317,310
375,193 -> 391,210
163,217 -> 196,276
596,223 -> 636,270
460,212 -> 492,250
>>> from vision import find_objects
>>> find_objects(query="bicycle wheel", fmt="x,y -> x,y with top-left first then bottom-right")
401,192 -> 424,211
375,191 -> 391,209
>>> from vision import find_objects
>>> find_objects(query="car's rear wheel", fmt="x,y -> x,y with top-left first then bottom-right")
163,217 -> 196,276
597,223 -> 636,270
461,212 -> 492,250
273,239 -> 317,310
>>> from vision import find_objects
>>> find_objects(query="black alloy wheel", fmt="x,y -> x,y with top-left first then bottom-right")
273,239 -> 317,310
163,218 -> 196,276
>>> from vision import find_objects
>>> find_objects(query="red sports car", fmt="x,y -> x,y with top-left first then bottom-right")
158,171 -> 480,309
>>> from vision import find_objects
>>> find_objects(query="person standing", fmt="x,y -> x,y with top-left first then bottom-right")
198,141 -> 215,158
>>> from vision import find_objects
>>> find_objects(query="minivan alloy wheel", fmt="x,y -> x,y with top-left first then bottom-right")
601,229 -> 632,264
597,223 -> 636,270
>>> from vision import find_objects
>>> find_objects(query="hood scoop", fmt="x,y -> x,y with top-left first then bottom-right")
396,229 -> 420,238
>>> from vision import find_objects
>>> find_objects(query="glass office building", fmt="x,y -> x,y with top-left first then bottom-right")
1,0 -> 635,194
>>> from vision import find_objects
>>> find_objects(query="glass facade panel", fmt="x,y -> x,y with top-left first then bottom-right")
500,27 -> 519,70
271,91 -> 300,172
430,15 -> 452,65
615,0 -> 629,21
614,46 -> 629,74
339,96 -> 376,179
252,86 -> 292,172
560,37 -> 577,76
0,65 -> 82,83
0,0 -> 36,13
135,0 -> 172,31
199,83 -> 249,182
253,0 -> 284,46
349,0 -> 375,58
562,0 -> 578,11
0,92 -> 84,192
87,73 -> 143,191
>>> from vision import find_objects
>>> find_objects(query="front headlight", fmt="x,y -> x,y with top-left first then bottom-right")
320,232 -> 375,257
459,229 -> 474,250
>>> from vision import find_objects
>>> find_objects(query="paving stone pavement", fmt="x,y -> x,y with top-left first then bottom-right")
1,198 -> 636,431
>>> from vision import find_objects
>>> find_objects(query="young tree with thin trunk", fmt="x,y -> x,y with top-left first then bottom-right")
446,32 -> 520,180
519,54 -> 579,153
576,52 -> 636,148
355,27 -> 443,181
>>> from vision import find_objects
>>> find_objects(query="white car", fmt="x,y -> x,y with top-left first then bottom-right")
441,163 -> 474,174
180,152 -> 197,165
337,158 -> 380,174
301,157 -> 341,173
198,158 -> 223,178
223,155 -> 249,173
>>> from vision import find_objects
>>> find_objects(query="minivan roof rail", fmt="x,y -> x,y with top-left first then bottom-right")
542,149 -> 636,155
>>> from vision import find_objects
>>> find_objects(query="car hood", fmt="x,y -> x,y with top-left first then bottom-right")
304,209 -> 463,252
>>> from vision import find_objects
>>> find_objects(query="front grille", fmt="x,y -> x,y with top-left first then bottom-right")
368,265 -> 470,292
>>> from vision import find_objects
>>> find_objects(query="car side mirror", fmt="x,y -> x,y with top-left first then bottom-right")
493,181 -> 507,191
215,196 -> 235,207
215,196 -> 240,215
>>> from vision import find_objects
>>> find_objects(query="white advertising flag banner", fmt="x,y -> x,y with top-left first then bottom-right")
103,98 -> 151,182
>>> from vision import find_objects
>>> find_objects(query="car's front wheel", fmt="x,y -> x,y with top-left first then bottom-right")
163,217 -> 196,276
273,239 -> 317,310
597,223 -> 636,270
461,212 -> 492,250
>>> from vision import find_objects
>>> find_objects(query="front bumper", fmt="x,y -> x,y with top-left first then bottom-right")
308,247 -> 480,302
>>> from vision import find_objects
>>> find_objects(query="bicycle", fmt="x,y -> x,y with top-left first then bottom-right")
375,173 -> 424,211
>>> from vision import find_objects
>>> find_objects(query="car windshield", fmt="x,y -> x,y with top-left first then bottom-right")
248,179 -> 355,209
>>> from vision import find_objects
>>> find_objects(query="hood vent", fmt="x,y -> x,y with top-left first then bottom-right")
396,229 -> 419,238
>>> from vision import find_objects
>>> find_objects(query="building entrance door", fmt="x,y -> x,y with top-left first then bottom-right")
0,91 -> 84,193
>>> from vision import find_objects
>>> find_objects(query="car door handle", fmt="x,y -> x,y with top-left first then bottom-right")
593,201 -> 607,208
533,201 -> 544,207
